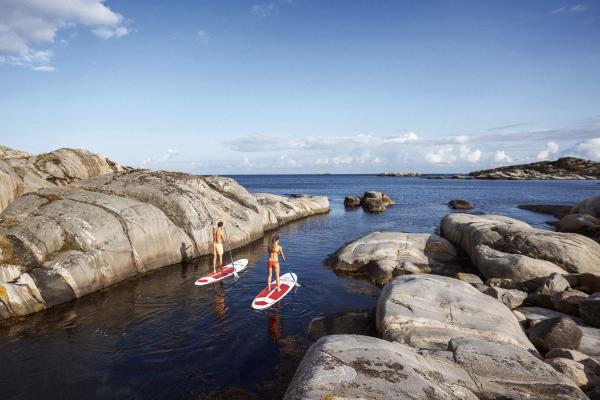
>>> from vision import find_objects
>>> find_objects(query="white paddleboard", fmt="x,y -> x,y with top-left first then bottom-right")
194,259 -> 249,286
251,272 -> 298,310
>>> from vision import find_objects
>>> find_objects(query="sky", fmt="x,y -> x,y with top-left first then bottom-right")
0,0 -> 599,174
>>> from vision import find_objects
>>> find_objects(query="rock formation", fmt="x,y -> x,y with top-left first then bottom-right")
377,172 -> 421,177
441,213 -> 600,281
0,169 -> 329,320
448,199 -> 474,210
0,146 -> 124,212
324,231 -> 463,285
469,157 -> 600,180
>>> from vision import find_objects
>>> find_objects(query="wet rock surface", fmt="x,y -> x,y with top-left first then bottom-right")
324,232 -> 464,285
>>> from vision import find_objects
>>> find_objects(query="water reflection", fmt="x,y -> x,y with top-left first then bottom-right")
267,303 -> 282,343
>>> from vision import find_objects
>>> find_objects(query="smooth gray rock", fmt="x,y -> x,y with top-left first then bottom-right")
483,286 -> 527,309
537,273 -> 571,295
519,307 -> 600,361
527,317 -> 583,353
377,274 -> 535,351
324,231 -> 463,285
579,295 -> 600,328
441,213 -> 600,281
361,191 -> 395,213
0,147 -> 124,213
572,195 -> 600,218
343,195 -> 361,208
0,171 -> 329,319
284,334 -> 586,400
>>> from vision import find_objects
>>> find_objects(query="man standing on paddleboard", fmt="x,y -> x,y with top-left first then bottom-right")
212,222 -> 225,274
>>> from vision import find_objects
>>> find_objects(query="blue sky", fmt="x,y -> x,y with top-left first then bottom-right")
0,0 -> 599,173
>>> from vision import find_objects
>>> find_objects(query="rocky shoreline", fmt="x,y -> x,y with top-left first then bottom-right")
470,157 -> 600,180
0,147 -> 329,320
287,194 -> 600,399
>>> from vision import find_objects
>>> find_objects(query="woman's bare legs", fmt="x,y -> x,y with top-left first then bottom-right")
267,266 -> 272,290
275,264 -> 281,291
212,247 -> 217,273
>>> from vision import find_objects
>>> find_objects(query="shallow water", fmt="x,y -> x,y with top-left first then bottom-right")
0,175 -> 597,399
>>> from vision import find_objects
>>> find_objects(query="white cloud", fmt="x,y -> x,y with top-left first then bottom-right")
494,150 -> 513,163
142,149 -> 180,166
452,135 -> 471,143
252,3 -> 278,18
458,145 -> 481,162
564,138 -> 600,160
425,145 -> 457,164
550,4 -> 587,14
570,4 -> 587,13
196,30 -> 210,43
31,65 -> 55,72
0,0 -> 129,70
536,141 -> 560,160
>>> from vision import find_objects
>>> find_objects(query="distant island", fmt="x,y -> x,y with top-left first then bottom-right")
377,172 -> 421,177
469,157 -> 600,180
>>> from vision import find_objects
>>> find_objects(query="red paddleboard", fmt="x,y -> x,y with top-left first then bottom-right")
194,259 -> 249,286
252,273 -> 298,310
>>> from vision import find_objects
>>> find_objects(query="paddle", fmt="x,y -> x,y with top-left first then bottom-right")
224,227 -> 239,280
281,258 -> 300,288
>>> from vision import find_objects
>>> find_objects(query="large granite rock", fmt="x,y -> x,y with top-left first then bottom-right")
0,170 -> 329,319
361,191 -> 395,213
324,232 -> 463,285
284,334 -> 586,400
572,195 -> 600,218
376,274 -> 535,351
441,213 -> 600,281
518,307 -> 600,362
527,316 -> 583,353
469,157 -> 600,180
0,146 -> 124,212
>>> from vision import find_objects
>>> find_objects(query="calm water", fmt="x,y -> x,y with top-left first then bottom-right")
0,175 -> 597,399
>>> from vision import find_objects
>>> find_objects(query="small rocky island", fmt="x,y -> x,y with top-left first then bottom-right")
470,157 -> 600,180
377,172 -> 421,177
0,146 -> 330,320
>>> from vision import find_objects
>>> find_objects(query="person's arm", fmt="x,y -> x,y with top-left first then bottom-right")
279,245 -> 286,262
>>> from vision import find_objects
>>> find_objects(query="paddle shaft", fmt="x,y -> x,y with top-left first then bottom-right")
223,227 -> 238,279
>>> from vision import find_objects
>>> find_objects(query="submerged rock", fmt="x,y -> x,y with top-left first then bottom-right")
441,213 -> 600,281
284,334 -> 586,400
324,232 -> 463,285
0,170 -> 329,319
448,199 -> 474,210
308,310 -> 375,340
343,195 -> 361,208
518,204 -> 574,218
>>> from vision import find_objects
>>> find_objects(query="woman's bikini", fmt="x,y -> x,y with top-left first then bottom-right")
268,247 -> 279,269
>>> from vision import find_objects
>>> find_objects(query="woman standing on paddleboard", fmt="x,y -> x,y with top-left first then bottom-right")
267,235 -> 285,291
